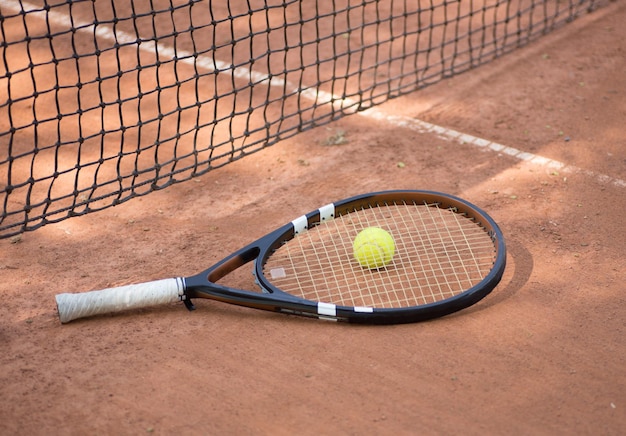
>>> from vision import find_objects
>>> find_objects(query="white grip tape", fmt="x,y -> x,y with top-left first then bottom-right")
55,277 -> 185,323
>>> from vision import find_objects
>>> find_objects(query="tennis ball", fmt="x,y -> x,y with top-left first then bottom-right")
353,227 -> 395,269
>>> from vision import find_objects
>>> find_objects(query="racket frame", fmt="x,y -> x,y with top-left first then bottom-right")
183,190 -> 506,324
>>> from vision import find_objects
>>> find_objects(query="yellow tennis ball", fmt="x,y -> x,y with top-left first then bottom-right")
353,227 -> 395,269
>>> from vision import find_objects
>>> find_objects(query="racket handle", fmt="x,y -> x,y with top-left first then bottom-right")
55,278 -> 185,323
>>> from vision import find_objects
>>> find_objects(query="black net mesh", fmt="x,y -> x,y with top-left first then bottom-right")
0,0 -> 608,238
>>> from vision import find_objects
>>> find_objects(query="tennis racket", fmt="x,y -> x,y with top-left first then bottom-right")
55,190 -> 506,324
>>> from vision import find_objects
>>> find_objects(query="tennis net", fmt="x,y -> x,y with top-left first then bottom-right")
0,0 -> 608,238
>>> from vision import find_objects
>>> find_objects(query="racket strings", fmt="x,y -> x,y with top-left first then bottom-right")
264,201 -> 496,309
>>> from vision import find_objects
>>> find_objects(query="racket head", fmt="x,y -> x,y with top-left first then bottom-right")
254,190 -> 506,324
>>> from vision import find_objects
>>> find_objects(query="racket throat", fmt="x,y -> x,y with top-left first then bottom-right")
183,297 -> 196,312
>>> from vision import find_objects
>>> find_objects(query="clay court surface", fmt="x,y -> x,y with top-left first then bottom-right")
2,2 -> 625,434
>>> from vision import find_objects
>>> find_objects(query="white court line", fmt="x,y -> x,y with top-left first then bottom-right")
363,111 -> 626,188
9,0 -> 625,189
